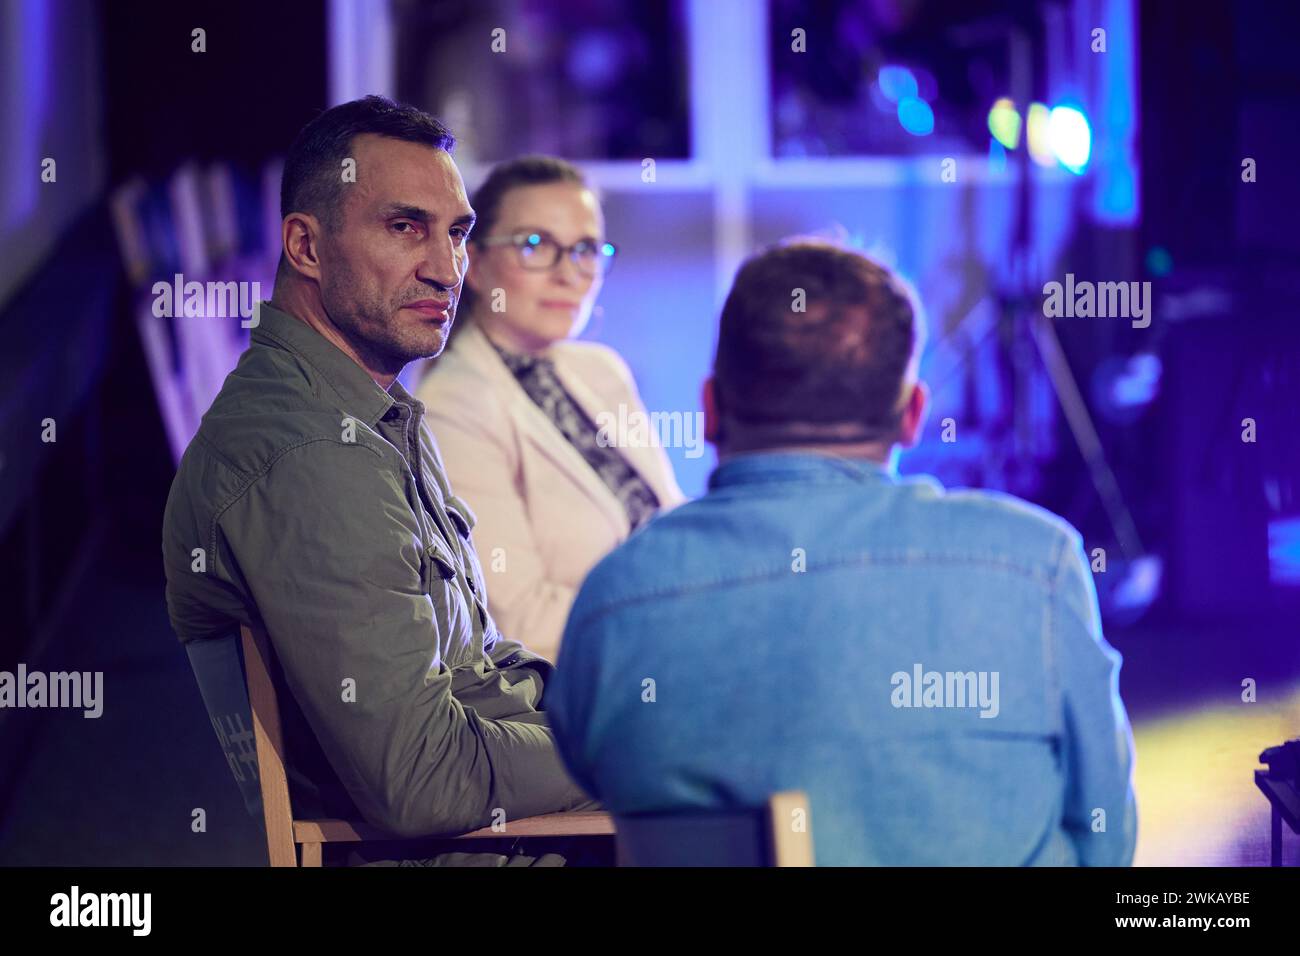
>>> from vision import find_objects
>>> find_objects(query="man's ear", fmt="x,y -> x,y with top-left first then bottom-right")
897,379 -> 929,448
702,375 -> 722,445
281,212 -> 324,281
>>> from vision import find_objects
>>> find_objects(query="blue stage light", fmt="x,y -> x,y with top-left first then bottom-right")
877,65 -> 918,103
988,137 -> 1008,173
1268,517 -> 1300,586
897,96 -> 934,136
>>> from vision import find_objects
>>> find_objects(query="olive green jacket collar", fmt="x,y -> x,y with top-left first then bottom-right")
252,300 -> 421,426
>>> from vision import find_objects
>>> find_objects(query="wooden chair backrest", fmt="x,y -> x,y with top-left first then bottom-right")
614,790 -> 814,866
239,623 -> 299,866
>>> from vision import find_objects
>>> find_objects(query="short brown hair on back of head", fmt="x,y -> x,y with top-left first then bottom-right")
712,238 -> 924,446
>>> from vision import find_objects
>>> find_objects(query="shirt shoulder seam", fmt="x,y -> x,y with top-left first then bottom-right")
205,435 -> 385,578
570,550 -> 1058,636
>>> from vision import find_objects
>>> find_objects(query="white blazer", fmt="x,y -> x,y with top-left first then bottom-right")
416,321 -> 685,662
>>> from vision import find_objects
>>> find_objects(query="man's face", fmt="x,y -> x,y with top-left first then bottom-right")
317,133 -> 474,372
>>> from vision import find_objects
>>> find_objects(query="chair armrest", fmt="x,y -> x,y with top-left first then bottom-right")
292,819 -> 394,844
459,811 -> 613,839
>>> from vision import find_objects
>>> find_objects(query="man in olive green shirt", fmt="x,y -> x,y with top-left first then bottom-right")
162,97 -> 594,842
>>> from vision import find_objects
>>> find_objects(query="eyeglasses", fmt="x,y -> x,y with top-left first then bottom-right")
475,231 -> 618,278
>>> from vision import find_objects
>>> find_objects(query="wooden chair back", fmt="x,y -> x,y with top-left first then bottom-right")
238,623 -> 613,866
614,791 -> 814,866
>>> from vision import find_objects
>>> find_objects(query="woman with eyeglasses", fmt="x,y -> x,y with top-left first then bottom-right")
417,155 -> 684,663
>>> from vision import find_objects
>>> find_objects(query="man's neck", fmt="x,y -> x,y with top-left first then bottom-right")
271,284 -> 400,390
717,440 -> 896,470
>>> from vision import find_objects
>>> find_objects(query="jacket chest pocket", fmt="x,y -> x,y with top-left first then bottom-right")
421,538 -> 458,584
420,536 -> 470,643
445,496 -> 493,633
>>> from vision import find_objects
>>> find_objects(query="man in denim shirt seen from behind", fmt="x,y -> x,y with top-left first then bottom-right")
549,239 -> 1138,866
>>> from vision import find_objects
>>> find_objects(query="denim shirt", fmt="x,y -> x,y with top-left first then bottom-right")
549,451 -> 1138,865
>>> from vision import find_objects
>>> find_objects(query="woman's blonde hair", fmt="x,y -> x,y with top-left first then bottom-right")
446,155 -> 594,351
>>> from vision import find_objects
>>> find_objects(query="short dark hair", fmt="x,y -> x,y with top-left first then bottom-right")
713,238 -> 924,444
280,95 -> 456,230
